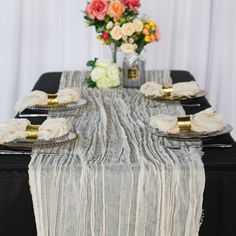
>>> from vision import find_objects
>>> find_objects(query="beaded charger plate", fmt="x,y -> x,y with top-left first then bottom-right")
143,90 -> 208,101
2,130 -> 79,150
27,98 -> 87,111
150,124 -> 233,140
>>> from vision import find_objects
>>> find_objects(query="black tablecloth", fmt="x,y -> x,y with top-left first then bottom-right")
0,71 -> 236,236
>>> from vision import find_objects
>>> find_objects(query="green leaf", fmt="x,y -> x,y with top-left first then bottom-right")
84,15 -> 91,21
86,60 -> 95,67
87,78 -> 97,88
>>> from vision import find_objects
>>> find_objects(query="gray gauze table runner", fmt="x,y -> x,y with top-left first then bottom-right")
29,71 -> 205,236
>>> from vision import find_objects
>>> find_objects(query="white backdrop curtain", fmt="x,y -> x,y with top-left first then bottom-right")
0,0 -> 235,138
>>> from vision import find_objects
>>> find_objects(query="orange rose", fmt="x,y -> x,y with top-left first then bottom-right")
150,34 -> 156,42
143,28 -> 149,36
108,1 -> 125,21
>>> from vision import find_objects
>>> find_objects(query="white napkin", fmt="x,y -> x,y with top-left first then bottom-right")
57,88 -> 80,104
140,81 -> 200,97
0,119 -> 31,143
140,82 -> 163,97
38,118 -> 71,140
150,108 -> 226,134
191,108 -> 226,133
0,118 -> 71,143
172,81 -> 201,97
150,115 -> 179,134
15,90 -> 48,112
15,88 -> 81,112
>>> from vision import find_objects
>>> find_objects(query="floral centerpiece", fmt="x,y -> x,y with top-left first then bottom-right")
87,58 -> 121,88
84,0 -> 160,59
84,0 -> 160,88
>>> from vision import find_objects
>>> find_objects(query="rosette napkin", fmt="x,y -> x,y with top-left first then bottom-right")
0,118 -> 71,143
38,118 -> 71,140
0,119 -> 30,143
150,108 -> 226,133
15,88 -> 80,112
140,81 -> 201,97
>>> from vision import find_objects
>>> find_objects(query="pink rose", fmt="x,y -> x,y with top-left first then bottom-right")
102,32 -> 109,40
155,30 -> 161,41
86,0 -> 109,21
121,0 -> 141,14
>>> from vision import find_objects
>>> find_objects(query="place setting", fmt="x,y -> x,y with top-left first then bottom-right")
146,107 -> 233,149
16,87 -> 87,118
140,80 -> 207,109
0,87 -> 85,154
138,81 -> 233,148
0,117 -> 79,154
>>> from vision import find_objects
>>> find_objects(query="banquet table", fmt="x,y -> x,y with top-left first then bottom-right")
0,70 -> 236,236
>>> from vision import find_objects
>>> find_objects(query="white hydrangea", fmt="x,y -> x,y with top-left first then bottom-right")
95,58 -> 113,68
90,58 -> 120,89
106,64 -> 120,81
91,67 -> 106,82
96,75 -> 120,89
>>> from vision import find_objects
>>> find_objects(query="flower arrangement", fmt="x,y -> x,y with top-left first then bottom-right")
87,58 -> 121,88
84,0 -> 160,56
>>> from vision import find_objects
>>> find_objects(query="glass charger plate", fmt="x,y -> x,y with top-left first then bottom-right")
27,98 -> 87,111
149,124 -> 233,140
143,90 -> 207,101
2,130 -> 78,150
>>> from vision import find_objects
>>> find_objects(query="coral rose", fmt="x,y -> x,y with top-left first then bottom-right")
86,0 -> 109,21
121,0 -> 141,14
108,1 -> 125,21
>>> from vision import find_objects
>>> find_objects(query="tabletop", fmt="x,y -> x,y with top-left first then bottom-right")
0,70 -> 236,236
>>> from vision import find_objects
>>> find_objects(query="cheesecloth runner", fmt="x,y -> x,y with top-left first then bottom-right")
29,71 -> 205,236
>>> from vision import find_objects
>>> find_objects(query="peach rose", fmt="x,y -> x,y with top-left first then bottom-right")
110,25 -> 123,40
122,23 -> 135,36
133,19 -> 143,32
122,35 -> 128,41
120,43 -> 137,53
108,1 -> 125,21
86,0 -> 109,21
